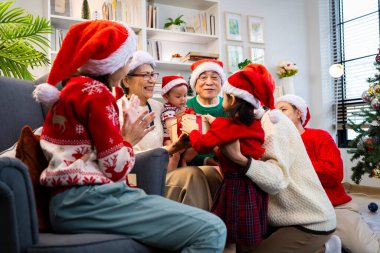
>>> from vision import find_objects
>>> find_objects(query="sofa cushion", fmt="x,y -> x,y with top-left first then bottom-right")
27,233 -> 159,253
15,125 -> 50,232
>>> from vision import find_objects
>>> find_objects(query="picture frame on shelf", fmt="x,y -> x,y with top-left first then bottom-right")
226,44 -> 244,73
50,0 -> 71,17
225,12 -> 242,41
250,46 -> 265,64
247,16 -> 264,44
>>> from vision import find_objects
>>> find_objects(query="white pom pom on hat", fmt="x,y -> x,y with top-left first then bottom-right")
33,83 -> 60,108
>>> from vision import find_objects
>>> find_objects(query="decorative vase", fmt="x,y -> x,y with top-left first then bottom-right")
282,76 -> 295,94
169,25 -> 183,32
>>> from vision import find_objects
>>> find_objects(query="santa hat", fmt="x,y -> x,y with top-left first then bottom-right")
127,51 -> 156,74
33,20 -> 137,106
276,94 -> 311,127
161,75 -> 188,96
189,59 -> 227,91
224,64 -> 275,109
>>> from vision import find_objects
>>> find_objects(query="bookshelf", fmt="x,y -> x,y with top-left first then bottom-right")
46,0 -> 221,81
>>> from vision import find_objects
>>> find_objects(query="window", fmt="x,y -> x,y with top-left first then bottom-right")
331,0 -> 380,147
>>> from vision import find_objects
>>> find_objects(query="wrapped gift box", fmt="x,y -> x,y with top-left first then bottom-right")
170,114 -> 210,142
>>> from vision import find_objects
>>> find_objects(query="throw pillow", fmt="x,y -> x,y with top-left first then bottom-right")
15,125 -> 51,232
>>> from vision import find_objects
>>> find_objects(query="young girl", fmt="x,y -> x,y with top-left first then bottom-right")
161,75 -> 196,168
181,68 -> 272,253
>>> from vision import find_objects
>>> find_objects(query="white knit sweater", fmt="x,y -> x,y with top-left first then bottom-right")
246,110 -> 336,233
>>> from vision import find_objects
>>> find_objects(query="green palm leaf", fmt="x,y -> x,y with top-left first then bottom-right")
0,1 -> 52,80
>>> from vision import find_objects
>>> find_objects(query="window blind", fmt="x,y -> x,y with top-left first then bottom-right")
331,0 -> 380,147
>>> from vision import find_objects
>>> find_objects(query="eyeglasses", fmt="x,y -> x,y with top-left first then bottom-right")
128,72 -> 159,81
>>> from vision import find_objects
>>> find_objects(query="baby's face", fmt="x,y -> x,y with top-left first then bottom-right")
166,85 -> 188,108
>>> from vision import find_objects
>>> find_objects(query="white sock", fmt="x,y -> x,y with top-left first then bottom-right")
325,235 -> 342,253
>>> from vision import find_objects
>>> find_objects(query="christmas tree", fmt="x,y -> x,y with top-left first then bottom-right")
81,0 -> 90,20
348,49 -> 380,184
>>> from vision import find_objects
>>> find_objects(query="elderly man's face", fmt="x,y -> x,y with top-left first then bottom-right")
194,71 -> 222,100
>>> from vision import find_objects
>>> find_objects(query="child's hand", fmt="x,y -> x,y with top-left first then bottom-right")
165,134 -> 191,155
175,107 -> 186,118
204,114 -> 216,124
181,117 -> 199,134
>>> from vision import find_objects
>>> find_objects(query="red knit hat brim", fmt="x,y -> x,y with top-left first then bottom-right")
161,75 -> 188,95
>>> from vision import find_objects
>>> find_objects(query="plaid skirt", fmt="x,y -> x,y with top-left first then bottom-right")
211,172 -> 268,246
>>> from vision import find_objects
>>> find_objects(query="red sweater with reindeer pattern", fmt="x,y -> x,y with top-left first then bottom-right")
39,76 -> 135,187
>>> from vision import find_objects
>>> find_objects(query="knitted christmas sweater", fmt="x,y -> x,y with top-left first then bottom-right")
186,95 -> 227,165
301,128 -> 352,206
189,117 -> 265,173
117,96 -> 164,152
40,76 -> 135,187
246,111 -> 336,233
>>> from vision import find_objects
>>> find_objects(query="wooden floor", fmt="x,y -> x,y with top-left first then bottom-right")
344,183 -> 380,236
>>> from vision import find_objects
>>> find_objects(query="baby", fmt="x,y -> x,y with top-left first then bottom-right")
161,75 -> 194,168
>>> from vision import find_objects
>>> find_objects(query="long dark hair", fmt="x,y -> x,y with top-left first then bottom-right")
224,94 -> 255,126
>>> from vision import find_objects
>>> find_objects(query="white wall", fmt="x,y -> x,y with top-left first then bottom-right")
220,0 -> 311,102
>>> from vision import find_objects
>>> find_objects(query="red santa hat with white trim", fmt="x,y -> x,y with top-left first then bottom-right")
161,75 -> 188,96
224,64 -> 275,108
189,59 -> 227,91
33,20 -> 137,106
276,94 -> 311,127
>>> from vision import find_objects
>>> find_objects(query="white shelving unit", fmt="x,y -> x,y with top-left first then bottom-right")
46,0 -> 221,86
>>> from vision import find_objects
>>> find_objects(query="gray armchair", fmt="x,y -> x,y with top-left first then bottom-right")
0,77 -> 169,253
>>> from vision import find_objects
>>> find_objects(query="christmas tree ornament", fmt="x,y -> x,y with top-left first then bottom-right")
372,167 -> 380,178
364,137 -> 375,151
361,90 -> 371,103
371,98 -> 380,110
368,202 -> 378,212
376,49 -> 380,64
374,83 -> 380,94
357,138 -> 364,150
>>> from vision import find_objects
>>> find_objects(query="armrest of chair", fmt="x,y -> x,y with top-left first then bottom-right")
131,148 -> 169,196
0,157 -> 39,253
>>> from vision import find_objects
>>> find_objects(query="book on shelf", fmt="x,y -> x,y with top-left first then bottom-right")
192,11 -> 215,35
147,39 -> 162,61
146,3 -> 158,28
209,14 -> 216,35
99,0 -> 139,25
181,52 -> 219,62
54,28 -> 68,51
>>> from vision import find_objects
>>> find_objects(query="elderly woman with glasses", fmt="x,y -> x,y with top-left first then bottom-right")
117,51 -> 163,152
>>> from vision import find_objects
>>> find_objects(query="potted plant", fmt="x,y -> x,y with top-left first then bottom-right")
0,1 -> 52,80
164,14 -> 186,32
